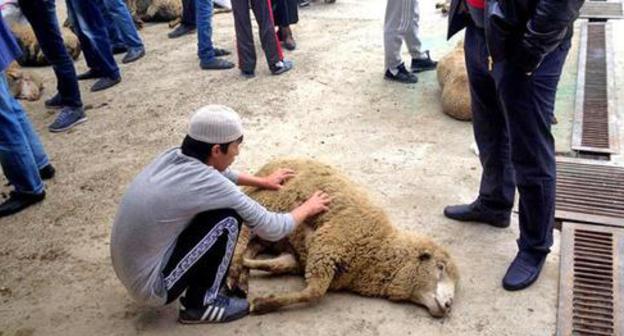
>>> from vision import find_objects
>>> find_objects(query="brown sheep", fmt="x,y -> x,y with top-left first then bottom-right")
6,61 -> 44,101
10,23 -> 81,67
437,41 -> 471,121
126,0 -> 182,24
226,159 -> 459,318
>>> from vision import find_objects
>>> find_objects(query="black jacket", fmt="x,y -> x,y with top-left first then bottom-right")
447,0 -> 584,73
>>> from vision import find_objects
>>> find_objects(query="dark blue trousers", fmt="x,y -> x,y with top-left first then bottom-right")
181,0 -> 197,27
18,0 -> 83,108
464,23 -> 570,254
66,0 -> 120,79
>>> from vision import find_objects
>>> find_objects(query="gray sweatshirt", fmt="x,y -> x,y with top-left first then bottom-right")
110,148 -> 294,306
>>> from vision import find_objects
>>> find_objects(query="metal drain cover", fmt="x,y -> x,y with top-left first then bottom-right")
580,1 -> 624,19
556,158 -> 624,228
557,222 -> 623,336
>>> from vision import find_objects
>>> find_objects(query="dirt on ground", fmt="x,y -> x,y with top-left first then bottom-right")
3,1 -> 623,335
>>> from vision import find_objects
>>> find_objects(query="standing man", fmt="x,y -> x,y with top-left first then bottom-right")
18,0 -> 87,132
111,105 -> 331,323
100,0 -> 146,64
443,0 -> 583,290
0,16 -> 54,217
195,0 -> 235,70
66,0 -> 122,92
383,0 -> 438,83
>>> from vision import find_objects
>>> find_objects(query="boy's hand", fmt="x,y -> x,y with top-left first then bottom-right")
262,168 -> 296,190
291,191 -> 332,225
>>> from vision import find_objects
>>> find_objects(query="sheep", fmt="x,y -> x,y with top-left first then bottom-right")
125,0 -> 182,25
6,61 -> 44,101
437,41 -> 471,121
9,22 -> 81,67
226,159 -> 459,318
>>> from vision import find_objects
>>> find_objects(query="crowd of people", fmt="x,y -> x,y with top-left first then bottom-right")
1,0 -> 584,327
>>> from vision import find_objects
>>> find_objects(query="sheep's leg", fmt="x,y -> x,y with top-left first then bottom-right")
226,228 -> 264,297
251,255 -> 335,314
243,253 -> 302,275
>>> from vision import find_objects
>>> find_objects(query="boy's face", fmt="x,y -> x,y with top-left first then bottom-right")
210,141 -> 241,172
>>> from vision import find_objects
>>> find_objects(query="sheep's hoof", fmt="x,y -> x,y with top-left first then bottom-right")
250,296 -> 280,314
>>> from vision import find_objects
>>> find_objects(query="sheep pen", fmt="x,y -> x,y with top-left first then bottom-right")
226,159 -> 459,318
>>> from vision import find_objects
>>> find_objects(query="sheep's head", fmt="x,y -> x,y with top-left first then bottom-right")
386,243 -> 459,318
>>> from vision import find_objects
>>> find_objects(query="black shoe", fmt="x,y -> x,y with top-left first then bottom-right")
178,294 -> 249,324
0,191 -> 45,218
122,47 -> 146,64
385,63 -> 418,83
91,76 -> 121,92
77,69 -> 103,81
112,45 -> 128,55
270,59 -> 293,75
200,58 -> 235,70
443,201 -> 510,228
502,251 -> 547,291
168,24 -> 196,39
39,164 -> 55,180
411,50 -> 438,73
44,94 -> 64,109
241,70 -> 255,78
214,48 -> 231,57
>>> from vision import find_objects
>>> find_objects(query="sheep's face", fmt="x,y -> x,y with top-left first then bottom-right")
387,250 -> 459,318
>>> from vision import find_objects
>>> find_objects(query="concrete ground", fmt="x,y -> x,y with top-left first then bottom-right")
1,1 -> 623,336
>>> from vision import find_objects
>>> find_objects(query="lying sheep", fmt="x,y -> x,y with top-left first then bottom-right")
6,61 -> 44,101
126,0 -> 182,24
9,22 -> 81,67
437,41 -> 471,121
227,159 -> 459,318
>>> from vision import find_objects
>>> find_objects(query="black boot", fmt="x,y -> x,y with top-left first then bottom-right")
443,201 -> 510,228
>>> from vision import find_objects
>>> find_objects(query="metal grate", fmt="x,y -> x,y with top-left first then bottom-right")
571,21 -> 619,155
580,1 -> 624,19
557,222 -> 623,336
555,158 -> 624,228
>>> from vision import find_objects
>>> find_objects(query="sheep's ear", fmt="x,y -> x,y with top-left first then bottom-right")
418,251 -> 432,261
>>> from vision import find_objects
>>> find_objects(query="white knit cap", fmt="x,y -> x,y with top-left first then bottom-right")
188,105 -> 243,144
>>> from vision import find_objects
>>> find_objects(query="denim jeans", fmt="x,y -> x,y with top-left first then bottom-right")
66,0 -> 120,79
182,0 -> 196,27
464,23 -> 570,254
100,0 -> 144,50
18,0 -> 83,108
196,0 -> 216,62
0,72 -> 48,195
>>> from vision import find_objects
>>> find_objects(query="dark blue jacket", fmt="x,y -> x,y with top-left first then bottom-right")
447,0 -> 584,73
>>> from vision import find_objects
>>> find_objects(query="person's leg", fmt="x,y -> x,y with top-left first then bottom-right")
404,0 -> 436,72
231,0 -> 257,74
66,0 -> 120,81
99,0 -> 126,50
106,0 -> 144,50
163,209 -> 248,323
196,0 -> 233,69
443,24 -> 514,226
18,0 -> 83,109
383,0 -> 417,83
0,73 -> 46,196
250,0 -> 285,70
182,0 -> 197,27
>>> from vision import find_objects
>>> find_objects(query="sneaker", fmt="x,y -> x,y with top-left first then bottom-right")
502,251 -> 547,291
0,191 -> 45,218
200,58 -> 235,70
48,106 -> 87,132
44,94 -> 64,109
411,50 -> 438,73
384,63 -> 418,83
270,59 -> 293,75
178,294 -> 249,324
122,47 -> 146,64
91,76 -> 121,92
168,24 -> 196,39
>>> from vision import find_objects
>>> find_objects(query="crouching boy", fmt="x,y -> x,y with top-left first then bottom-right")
111,105 -> 331,323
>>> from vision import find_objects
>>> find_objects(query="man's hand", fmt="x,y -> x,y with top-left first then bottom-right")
291,191 -> 332,225
262,168 -> 296,190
